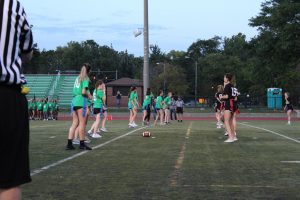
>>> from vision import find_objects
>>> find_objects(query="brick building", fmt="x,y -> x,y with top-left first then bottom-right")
106,78 -> 143,107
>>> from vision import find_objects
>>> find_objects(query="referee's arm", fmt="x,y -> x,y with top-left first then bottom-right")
20,10 -> 34,63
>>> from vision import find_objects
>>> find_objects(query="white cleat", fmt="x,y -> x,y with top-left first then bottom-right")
91,133 -> 102,138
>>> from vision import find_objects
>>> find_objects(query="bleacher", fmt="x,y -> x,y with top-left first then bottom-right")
57,75 -> 77,107
26,74 -> 77,108
26,75 -> 55,99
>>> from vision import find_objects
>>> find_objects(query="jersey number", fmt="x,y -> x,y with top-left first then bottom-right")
231,88 -> 238,97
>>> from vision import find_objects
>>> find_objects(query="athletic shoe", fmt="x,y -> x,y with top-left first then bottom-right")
101,127 -> 108,132
85,137 -> 91,143
233,137 -> 238,141
224,132 -> 229,136
79,144 -> 92,150
217,125 -> 222,129
87,130 -> 93,135
160,122 -> 166,126
287,121 -> 291,125
129,125 -> 135,128
72,138 -> 80,145
224,138 -> 235,143
91,133 -> 102,138
132,122 -> 138,127
65,144 -> 75,150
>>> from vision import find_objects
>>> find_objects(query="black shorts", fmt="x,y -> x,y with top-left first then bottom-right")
73,106 -> 83,111
224,99 -> 238,113
0,85 -> 31,188
176,107 -> 183,114
215,102 -> 222,112
93,108 -> 106,115
286,104 -> 293,111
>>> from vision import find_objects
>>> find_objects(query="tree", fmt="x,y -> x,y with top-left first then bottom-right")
249,0 -> 300,93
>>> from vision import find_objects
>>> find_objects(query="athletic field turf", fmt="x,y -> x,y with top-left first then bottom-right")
23,119 -> 300,199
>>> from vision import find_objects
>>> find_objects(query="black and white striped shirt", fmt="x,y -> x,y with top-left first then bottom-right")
0,0 -> 33,85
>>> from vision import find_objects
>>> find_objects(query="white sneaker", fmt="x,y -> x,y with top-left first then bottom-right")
101,127 -> 108,132
224,132 -> 229,136
287,121 -> 291,125
72,138 -> 80,145
224,138 -> 235,143
233,137 -> 238,141
132,122 -> 138,127
91,133 -> 102,138
85,137 -> 91,143
217,125 -> 222,129
87,130 -> 93,135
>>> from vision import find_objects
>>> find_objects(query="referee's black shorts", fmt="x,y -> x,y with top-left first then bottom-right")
0,85 -> 31,189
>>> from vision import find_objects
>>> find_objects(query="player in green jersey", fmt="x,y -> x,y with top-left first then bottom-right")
43,99 -> 49,120
66,64 -> 92,150
88,80 -> 107,138
142,88 -> 152,126
37,98 -> 44,120
128,87 -> 139,128
154,90 -> 165,126
163,92 -> 172,124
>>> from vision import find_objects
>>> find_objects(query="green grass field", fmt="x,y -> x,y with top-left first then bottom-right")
23,119 -> 300,200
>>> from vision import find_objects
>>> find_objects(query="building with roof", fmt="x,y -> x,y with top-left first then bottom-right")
106,77 -> 143,107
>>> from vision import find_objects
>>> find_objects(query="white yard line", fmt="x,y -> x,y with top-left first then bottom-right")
239,122 -> 300,144
280,161 -> 300,164
31,127 -> 146,176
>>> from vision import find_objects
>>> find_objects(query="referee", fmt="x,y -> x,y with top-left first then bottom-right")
0,0 -> 34,199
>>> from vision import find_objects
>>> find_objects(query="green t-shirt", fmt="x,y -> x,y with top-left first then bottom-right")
72,77 -> 89,107
37,102 -> 43,111
142,95 -> 152,108
32,102 -> 37,109
48,102 -> 53,110
54,103 -> 59,111
163,96 -> 171,109
129,91 -> 138,106
93,89 -> 104,108
156,96 -> 163,109
43,102 -> 49,112
28,102 -> 33,110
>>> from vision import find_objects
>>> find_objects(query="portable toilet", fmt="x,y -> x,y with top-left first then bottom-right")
267,88 -> 282,109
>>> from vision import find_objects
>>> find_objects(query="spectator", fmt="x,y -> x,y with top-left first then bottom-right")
170,97 -> 177,120
116,90 -> 122,108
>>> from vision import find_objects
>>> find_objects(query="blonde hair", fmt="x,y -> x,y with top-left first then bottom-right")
285,92 -> 290,97
217,85 -> 224,93
78,63 -> 91,82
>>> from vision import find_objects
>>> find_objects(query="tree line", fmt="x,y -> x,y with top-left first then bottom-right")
25,0 -> 300,104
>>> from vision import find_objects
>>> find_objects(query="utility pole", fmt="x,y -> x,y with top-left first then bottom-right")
143,0 -> 149,97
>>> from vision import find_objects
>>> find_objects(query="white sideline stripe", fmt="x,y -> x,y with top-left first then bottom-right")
239,123 -> 300,144
30,127 -> 146,176
281,161 -> 300,164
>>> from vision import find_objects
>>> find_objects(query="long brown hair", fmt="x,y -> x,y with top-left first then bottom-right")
95,80 -> 103,89
78,63 -> 91,82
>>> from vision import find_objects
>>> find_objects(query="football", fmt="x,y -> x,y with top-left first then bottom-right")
142,131 -> 151,137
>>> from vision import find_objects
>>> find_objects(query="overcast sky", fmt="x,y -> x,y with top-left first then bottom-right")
22,0 -> 264,56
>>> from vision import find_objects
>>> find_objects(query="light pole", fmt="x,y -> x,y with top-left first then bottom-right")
143,0 -> 149,97
194,61 -> 198,105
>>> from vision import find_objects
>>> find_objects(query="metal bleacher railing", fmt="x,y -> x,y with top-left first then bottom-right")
26,74 -> 77,108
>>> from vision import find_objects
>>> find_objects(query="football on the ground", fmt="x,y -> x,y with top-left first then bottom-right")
142,131 -> 151,137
